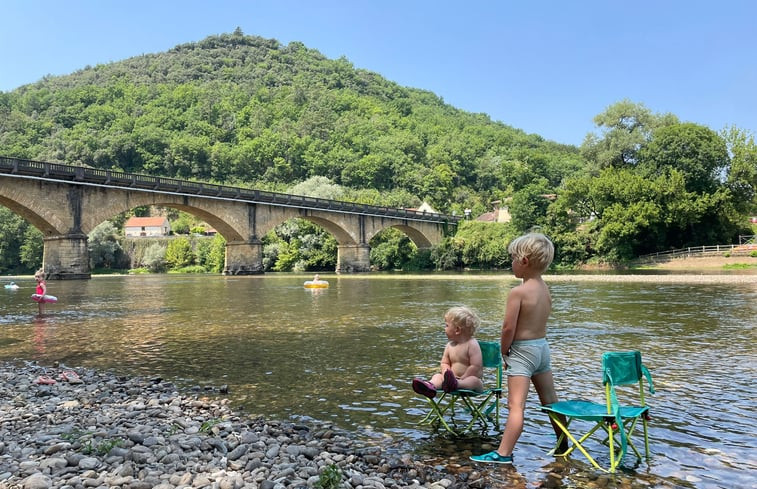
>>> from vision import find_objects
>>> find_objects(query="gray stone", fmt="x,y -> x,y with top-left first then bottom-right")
23,473 -> 52,489
227,444 -> 248,461
0,362 -> 457,489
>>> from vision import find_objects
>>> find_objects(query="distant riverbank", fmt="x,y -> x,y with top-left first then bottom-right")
632,254 -> 757,270
8,253 -> 757,284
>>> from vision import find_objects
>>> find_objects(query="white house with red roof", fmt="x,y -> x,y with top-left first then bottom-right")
124,216 -> 171,237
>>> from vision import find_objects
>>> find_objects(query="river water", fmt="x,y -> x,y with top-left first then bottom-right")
1,273 -> 755,488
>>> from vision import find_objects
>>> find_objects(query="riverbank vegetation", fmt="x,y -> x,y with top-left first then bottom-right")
1,31 -> 755,274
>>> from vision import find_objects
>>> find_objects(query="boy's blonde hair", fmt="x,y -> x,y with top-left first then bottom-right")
445,306 -> 480,336
508,233 -> 554,273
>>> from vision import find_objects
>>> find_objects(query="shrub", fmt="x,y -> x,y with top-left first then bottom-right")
142,243 -> 167,272
170,265 -> 208,274
165,237 -> 195,269
315,464 -> 342,489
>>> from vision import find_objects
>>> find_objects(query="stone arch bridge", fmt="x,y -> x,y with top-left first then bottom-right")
0,157 -> 459,279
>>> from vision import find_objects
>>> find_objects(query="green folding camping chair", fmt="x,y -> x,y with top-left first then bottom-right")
416,340 -> 503,436
542,351 -> 655,472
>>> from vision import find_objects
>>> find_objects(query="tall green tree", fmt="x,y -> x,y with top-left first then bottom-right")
580,99 -> 678,171
0,208 -> 30,273
88,221 -> 123,269
638,123 -> 729,194
141,243 -> 166,272
206,234 -> 227,273
165,237 -> 195,269
19,226 -> 43,271
509,178 -> 553,233
721,126 -> 757,213
443,221 -> 514,269
369,228 -> 416,271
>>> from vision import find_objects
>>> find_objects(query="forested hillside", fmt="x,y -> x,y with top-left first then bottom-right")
0,29 -> 580,214
1,30 -> 755,274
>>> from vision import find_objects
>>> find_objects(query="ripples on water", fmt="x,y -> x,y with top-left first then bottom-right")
1,273 -> 755,488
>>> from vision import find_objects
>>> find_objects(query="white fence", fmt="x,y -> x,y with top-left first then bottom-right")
636,242 -> 757,263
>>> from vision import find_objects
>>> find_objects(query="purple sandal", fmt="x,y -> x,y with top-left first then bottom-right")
412,378 -> 437,399
442,369 -> 459,393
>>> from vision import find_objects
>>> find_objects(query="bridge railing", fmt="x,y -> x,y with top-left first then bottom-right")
0,156 -> 461,224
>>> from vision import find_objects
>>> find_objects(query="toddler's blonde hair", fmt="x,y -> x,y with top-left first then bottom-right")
445,306 -> 480,336
508,233 -> 554,272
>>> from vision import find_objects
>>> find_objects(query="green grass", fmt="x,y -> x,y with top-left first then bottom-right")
722,263 -> 757,270
128,267 -> 152,274
199,418 -> 222,433
168,265 -> 209,274
61,429 -> 124,455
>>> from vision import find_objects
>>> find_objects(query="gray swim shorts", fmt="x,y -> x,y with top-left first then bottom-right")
504,338 -> 552,377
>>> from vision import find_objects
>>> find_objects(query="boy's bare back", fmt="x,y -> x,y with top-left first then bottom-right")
507,277 -> 552,341
501,232 -> 555,353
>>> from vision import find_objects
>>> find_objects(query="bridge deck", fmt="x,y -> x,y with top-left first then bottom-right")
0,156 -> 460,225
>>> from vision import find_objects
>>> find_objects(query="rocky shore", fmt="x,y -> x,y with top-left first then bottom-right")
0,361 -> 481,489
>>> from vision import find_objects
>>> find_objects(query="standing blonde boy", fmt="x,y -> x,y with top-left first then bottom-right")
412,306 -> 484,398
470,232 -> 567,464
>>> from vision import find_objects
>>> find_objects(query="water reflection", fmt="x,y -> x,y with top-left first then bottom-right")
0,273 -> 755,488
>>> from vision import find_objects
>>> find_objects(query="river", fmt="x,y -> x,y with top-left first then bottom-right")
1,272 -> 755,488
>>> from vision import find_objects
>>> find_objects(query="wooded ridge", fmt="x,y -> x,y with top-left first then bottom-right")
0,30 -> 754,273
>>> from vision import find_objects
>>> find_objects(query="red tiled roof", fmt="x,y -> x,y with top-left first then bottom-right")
124,216 -> 168,227
475,211 -> 497,222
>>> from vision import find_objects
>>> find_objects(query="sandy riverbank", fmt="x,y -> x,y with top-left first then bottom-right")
545,255 -> 757,284
632,254 -> 757,270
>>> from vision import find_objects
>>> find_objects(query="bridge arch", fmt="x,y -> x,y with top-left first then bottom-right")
365,224 -> 434,249
0,157 -> 459,278
0,194 -> 65,237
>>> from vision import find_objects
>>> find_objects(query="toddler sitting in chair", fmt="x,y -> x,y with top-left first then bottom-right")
412,306 -> 484,398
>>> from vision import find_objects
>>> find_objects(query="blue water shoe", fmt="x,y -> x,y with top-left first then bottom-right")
469,451 -> 514,464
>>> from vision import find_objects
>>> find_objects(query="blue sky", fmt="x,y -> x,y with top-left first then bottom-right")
1,0 -> 755,146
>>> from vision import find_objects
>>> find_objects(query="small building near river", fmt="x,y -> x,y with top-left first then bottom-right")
124,216 -> 171,237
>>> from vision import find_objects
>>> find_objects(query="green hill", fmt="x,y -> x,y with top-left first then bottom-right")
0,30 -> 581,215
2,29 -> 751,274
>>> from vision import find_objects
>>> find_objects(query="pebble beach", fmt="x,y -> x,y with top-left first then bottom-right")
0,361 -> 476,489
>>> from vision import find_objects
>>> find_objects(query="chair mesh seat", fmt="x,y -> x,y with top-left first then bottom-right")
543,400 -> 649,420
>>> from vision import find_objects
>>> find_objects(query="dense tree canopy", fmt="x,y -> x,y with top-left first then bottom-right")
0,31 -> 579,219
550,103 -> 754,263
0,33 -> 754,273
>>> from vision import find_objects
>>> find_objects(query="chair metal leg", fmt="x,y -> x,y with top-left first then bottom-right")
458,393 -> 498,432
547,414 -> 608,472
602,418 -> 644,460
418,396 -> 458,435
606,422 -> 617,473
417,390 -> 501,437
